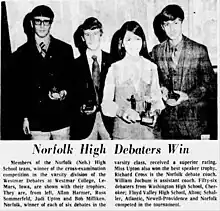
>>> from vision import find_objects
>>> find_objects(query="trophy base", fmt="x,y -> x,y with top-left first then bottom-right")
166,98 -> 180,106
141,116 -> 154,126
81,104 -> 97,114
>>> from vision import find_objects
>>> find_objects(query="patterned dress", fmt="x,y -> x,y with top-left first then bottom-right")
102,56 -> 165,139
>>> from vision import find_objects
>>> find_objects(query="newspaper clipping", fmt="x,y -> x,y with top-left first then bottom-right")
0,141 -> 219,210
0,0 -> 219,210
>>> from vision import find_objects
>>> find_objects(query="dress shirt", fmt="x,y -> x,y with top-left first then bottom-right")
35,34 -> 50,54
169,38 -> 183,65
86,49 -> 102,75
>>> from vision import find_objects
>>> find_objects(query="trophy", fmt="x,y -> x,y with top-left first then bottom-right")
81,99 -> 97,114
48,86 -> 67,101
130,95 -> 136,110
165,71 -> 180,106
128,95 -> 153,125
48,73 -> 67,101
140,101 -> 154,126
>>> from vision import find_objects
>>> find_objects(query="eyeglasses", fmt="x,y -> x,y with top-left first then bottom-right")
34,19 -> 51,26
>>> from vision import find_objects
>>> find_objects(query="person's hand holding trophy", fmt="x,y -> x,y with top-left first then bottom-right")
139,96 -> 156,127
164,73 -> 188,106
48,86 -> 67,101
122,95 -> 140,123
80,99 -> 97,115
124,95 -> 157,127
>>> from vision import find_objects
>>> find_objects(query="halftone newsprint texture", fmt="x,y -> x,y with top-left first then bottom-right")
0,0 -> 219,210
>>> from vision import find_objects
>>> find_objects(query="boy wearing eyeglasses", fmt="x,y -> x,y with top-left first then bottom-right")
14,5 -> 74,140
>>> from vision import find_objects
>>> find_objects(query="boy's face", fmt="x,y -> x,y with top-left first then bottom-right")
83,28 -> 102,51
32,16 -> 52,38
162,18 -> 182,41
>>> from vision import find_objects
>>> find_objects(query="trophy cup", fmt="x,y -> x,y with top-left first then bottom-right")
166,71 -> 180,105
81,99 -> 97,114
130,95 -> 136,110
128,95 -> 153,125
140,101 -> 154,126
49,86 -> 60,100
49,86 -> 67,101
81,82 -> 98,114
48,73 -> 67,101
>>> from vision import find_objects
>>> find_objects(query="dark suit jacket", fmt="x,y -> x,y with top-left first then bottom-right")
14,36 -> 74,132
71,51 -> 114,139
151,35 -> 215,139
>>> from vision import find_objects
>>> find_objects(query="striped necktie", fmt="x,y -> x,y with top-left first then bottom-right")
92,55 -> 100,90
39,42 -> 47,57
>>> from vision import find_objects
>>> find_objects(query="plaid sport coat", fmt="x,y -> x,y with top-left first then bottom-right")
151,35 -> 214,139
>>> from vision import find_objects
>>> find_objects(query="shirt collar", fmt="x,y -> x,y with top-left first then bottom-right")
86,48 -> 102,61
35,34 -> 51,48
168,36 -> 183,52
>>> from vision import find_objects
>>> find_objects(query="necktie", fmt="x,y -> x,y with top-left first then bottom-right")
172,47 -> 178,65
39,42 -> 46,57
91,55 -> 100,90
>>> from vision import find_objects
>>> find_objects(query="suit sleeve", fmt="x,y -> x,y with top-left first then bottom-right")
61,44 -> 74,91
187,46 -> 214,103
13,48 -> 31,119
150,45 -> 166,88
150,46 -> 157,62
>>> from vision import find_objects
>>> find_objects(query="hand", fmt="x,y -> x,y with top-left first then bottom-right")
151,113 -> 158,128
175,91 -> 189,102
49,90 -> 60,100
48,90 -> 67,101
144,96 -> 151,103
122,108 -> 141,123
161,86 -> 168,101
166,90 -> 189,106
80,104 -> 97,115
23,118 -> 30,135
59,90 -> 67,100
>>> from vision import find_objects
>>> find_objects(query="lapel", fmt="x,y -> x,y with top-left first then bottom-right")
82,52 -> 91,77
176,36 -> 192,89
80,53 -> 95,90
176,35 -> 188,69
44,35 -> 54,59
100,50 -> 108,81
160,41 -> 170,77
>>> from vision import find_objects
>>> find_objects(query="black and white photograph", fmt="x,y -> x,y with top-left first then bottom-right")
0,0 -> 219,210
1,0 -> 218,140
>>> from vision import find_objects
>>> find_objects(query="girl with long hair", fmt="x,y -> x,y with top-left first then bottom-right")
102,21 -> 164,139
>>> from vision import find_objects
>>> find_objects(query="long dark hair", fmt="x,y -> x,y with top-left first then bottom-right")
118,21 -> 150,60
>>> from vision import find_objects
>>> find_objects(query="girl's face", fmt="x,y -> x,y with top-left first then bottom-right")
123,31 -> 142,57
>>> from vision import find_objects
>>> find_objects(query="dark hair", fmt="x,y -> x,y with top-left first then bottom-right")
31,5 -> 54,21
160,4 -> 184,23
153,13 -> 167,43
81,17 -> 103,35
23,12 -> 34,41
118,21 -> 150,60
